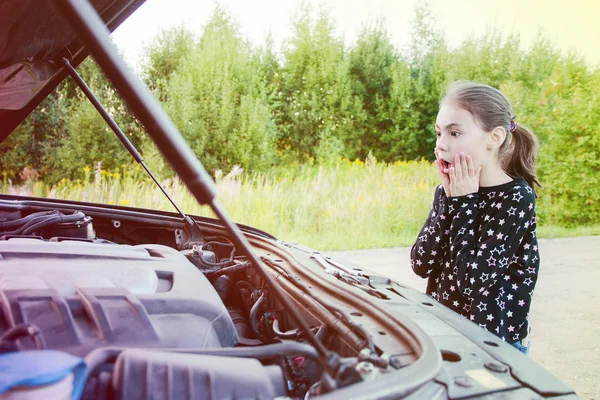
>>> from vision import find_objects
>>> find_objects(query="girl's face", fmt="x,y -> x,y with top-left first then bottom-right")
434,100 -> 491,171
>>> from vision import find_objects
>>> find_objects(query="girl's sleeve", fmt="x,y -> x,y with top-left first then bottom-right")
410,185 -> 451,278
447,186 -> 536,297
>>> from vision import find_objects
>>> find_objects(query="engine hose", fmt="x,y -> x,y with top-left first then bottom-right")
20,212 -> 86,235
1,214 -> 60,235
205,261 -> 251,280
234,280 -> 254,293
84,341 -> 322,378
272,319 -> 300,339
262,257 -> 375,353
1,212 -> 63,236
250,293 -> 269,342
233,280 -> 254,312
14,216 -> 63,235
0,211 -> 55,229
200,241 -> 236,267
1,323 -> 46,350
4,212 -> 86,236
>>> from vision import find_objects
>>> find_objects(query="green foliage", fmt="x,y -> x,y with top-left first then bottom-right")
382,4 -> 448,162
271,4 -> 360,164
162,6 -> 276,174
0,58 -> 145,184
56,60 -> 146,182
141,26 -> 196,101
345,18 -> 397,160
1,2 -> 599,229
535,63 -> 600,226
0,88 -> 70,182
3,160 -> 596,250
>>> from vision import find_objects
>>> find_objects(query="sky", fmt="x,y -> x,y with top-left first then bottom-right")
110,0 -> 600,70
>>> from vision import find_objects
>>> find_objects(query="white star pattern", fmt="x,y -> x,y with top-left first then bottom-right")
410,180 -> 538,345
513,192 -> 523,202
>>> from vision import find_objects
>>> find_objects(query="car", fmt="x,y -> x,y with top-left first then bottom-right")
0,0 -> 578,399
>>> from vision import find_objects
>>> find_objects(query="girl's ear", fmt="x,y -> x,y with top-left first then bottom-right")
487,127 -> 507,151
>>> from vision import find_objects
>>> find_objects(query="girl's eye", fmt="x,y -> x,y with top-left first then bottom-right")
450,130 -> 461,137
435,131 -> 441,137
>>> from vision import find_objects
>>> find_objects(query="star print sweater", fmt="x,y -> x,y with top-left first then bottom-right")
410,177 -> 540,344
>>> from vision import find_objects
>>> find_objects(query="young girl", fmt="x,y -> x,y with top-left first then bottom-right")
410,81 -> 540,355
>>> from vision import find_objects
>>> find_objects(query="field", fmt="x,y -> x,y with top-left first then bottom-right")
3,159 -> 599,250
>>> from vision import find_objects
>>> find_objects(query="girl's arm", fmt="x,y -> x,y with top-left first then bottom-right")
410,185 -> 451,278
447,186 -> 537,297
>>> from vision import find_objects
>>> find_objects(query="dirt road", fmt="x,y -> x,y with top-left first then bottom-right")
331,236 -> 600,400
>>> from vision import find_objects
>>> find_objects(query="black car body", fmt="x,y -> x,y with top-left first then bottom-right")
0,0 -> 577,399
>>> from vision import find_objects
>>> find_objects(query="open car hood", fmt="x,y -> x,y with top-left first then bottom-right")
0,1 -> 579,398
0,0 -> 144,142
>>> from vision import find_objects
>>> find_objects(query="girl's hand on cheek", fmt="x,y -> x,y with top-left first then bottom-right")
449,153 -> 481,197
434,148 -> 451,197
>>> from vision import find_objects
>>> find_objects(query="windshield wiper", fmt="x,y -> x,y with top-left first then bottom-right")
60,58 -> 204,248
310,253 -> 390,299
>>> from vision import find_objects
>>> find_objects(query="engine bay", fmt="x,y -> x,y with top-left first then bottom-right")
0,202 -> 387,399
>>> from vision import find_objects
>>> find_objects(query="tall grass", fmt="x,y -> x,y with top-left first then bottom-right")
2,160 -> 598,250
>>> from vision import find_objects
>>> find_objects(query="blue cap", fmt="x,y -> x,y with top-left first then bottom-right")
0,350 -> 87,399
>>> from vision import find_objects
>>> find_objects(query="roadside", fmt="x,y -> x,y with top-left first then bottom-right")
330,236 -> 600,400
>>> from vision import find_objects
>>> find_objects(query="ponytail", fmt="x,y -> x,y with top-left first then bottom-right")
503,124 -> 541,192
443,81 -> 542,193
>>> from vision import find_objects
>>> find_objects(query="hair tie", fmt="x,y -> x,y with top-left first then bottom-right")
510,115 -> 517,133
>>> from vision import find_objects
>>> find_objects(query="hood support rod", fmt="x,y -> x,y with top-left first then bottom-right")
54,0 -> 339,379
61,58 -> 204,245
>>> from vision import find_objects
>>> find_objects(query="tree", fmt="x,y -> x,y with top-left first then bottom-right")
141,26 -> 195,101
274,3 -> 359,163
345,18 -> 398,160
162,5 -> 276,174
381,3 -> 448,162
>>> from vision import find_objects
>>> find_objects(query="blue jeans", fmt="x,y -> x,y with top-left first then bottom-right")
512,338 -> 531,355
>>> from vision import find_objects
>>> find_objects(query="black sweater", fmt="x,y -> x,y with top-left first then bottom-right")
410,177 -> 540,343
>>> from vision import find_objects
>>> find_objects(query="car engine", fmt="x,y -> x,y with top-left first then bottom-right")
0,207 -> 311,399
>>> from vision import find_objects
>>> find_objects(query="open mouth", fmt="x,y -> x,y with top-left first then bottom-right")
440,159 -> 452,171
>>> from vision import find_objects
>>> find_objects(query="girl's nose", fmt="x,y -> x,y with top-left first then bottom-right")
436,139 -> 448,152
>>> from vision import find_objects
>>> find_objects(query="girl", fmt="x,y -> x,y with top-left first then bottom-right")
410,81 -> 540,355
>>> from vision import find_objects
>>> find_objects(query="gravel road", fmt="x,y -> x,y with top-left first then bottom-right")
330,236 -> 600,399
